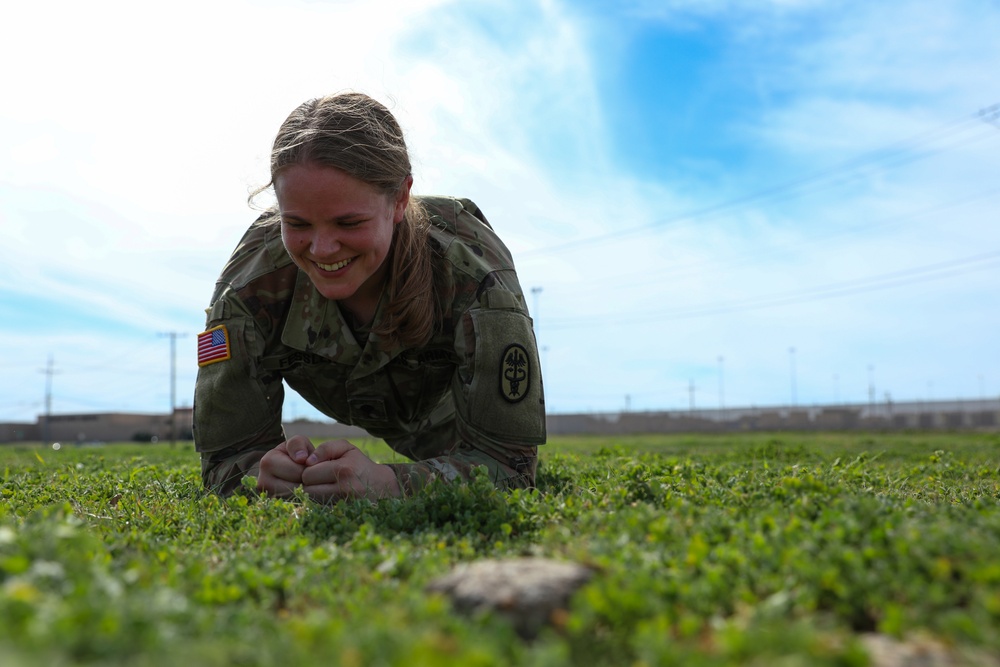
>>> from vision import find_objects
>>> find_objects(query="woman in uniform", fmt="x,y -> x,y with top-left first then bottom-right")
193,92 -> 545,500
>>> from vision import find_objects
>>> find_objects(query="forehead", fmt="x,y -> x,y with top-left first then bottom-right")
275,164 -> 387,212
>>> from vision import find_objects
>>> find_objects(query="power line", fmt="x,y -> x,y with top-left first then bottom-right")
545,248 -> 1000,329
550,184 -> 1000,299
520,106 -> 999,257
58,338 -> 165,375
980,103 -> 1000,129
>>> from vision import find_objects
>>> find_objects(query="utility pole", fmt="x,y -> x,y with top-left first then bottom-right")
158,332 -> 189,446
688,380 -> 696,412
39,355 -> 58,445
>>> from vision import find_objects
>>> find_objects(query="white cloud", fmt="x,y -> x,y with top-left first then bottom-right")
2,0 -> 998,422
620,0 -> 825,31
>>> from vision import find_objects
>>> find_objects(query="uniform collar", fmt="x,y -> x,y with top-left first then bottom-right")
281,270 -> 405,376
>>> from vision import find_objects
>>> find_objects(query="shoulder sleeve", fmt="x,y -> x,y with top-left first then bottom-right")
440,200 -> 546,487
193,224 -> 290,495
384,199 -> 546,494
387,277 -> 545,495
446,199 -> 543,445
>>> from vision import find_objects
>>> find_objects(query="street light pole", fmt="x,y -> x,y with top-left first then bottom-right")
717,355 -> 725,416
868,364 -> 875,414
789,347 -> 797,407
531,287 -> 549,382
39,355 -> 58,446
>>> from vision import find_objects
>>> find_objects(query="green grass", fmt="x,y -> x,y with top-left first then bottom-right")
2,432 -> 999,666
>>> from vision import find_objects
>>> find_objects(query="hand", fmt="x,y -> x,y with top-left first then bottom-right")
300,439 -> 401,502
255,435 -> 316,498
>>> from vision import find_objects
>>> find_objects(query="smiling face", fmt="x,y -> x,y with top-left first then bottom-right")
276,163 -> 410,323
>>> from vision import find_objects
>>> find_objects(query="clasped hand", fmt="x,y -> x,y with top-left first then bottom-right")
256,435 -> 401,502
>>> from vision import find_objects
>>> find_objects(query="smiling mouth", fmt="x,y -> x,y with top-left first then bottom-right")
315,258 -> 353,272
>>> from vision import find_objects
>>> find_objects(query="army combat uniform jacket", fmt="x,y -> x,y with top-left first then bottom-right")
194,196 -> 545,496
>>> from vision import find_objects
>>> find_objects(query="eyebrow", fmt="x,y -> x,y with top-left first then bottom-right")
281,212 -> 368,223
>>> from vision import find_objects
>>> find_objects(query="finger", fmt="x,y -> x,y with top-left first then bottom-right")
302,482 -> 351,502
300,460 -> 341,488
258,444 -> 306,484
256,475 -> 303,499
284,435 -> 316,464
301,475 -> 395,502
305,439 -> 357,465
301,458 -> 400,501
301,464 -> 367,500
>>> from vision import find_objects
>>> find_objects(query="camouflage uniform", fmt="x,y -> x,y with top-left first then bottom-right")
194,197 -> 545,496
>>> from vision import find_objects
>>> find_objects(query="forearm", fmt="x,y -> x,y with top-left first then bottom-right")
201,445 -> 270,496
386,442 -> 537,496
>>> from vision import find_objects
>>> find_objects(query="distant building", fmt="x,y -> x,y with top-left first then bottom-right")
2,397 -> 997,444
26,409 -> 194,444
1,421 -> 38,443
546,398 -> 999,435
0,409 -> 367,444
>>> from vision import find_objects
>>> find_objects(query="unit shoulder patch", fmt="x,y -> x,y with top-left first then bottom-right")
500,343 -> 530,403
198,325 -> 231,367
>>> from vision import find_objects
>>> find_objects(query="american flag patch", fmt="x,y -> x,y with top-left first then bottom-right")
197,325 -> 231,367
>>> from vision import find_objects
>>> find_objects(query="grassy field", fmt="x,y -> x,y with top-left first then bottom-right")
2,432 -> 999,666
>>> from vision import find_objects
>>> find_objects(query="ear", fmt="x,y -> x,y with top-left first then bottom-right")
392,175 -> 413,224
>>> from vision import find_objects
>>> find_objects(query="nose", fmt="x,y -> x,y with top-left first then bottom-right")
310,227 -> 342,257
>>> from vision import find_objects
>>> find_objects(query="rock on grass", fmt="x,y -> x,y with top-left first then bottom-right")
428,557 -> 594,639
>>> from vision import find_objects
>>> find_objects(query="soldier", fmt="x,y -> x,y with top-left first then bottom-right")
194,93 -> 545,500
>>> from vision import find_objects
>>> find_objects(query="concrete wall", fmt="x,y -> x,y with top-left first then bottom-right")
546,399 -> 1000,435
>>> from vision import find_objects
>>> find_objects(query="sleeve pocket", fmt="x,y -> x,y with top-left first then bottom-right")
461,308 -> 546,445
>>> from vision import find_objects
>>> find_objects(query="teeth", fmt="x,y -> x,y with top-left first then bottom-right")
316,258 -> 352,271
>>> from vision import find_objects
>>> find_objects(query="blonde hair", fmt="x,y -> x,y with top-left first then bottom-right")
251,93 -> 439,349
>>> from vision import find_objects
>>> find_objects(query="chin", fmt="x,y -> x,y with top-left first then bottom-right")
317,286 -> 357,302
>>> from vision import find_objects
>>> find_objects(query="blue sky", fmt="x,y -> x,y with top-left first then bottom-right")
2,0 -> 999,423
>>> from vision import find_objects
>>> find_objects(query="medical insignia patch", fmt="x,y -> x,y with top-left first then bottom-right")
197,325 -> 231,367
500,343 -> 530,403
